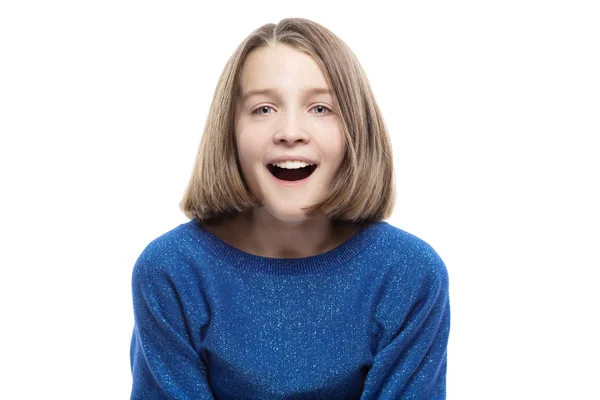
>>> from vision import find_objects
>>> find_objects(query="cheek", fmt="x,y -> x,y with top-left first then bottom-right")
237,121 -> 274,161
323,131 -> 346,168
235,133 -> 265,180
236,131 -> 257,163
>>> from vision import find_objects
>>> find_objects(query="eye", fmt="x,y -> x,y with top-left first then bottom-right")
311,105 -> 332,115
252,106 -> 275,116
252,105 -> 332,116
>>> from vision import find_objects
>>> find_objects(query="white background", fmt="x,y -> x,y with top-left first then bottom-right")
1,1 -> 598,399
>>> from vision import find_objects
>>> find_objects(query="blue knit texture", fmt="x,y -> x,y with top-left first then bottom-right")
130,220 -> 450,399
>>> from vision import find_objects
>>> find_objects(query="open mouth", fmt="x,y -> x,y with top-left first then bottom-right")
267,164 -> 318,181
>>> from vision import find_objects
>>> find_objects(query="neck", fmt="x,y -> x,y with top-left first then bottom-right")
209,210 -> 358,259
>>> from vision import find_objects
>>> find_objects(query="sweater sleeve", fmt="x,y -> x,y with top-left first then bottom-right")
360,246 -> 450,400
130,250 -> 215,400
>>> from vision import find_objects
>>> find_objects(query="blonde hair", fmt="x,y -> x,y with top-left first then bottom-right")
180,18 -> 395,224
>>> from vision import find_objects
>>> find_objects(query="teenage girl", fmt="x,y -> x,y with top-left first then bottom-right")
130,17 -> 450,400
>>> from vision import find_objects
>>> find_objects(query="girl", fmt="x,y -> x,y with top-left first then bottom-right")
130,18 -> 450,400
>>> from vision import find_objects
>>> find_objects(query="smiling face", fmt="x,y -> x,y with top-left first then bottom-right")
235,43 -> 345,224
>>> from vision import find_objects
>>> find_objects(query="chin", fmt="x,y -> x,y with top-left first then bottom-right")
264,205 -> 309,225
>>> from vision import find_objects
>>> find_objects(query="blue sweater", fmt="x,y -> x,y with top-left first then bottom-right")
130,219 -> 450,399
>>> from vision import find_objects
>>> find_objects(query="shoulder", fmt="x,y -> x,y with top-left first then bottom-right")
132,220 -> 201,283
370,222 -> 448,291
369,223 -> 450,339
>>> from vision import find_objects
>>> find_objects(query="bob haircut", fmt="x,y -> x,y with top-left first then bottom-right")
181,18 -> 395,224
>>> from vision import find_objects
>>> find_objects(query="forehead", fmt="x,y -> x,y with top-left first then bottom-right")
239,44 -> 330,95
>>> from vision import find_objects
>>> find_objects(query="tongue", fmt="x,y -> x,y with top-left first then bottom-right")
274,166 -> 312,181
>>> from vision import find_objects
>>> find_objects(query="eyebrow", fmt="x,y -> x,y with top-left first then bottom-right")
241,87 -> 332,103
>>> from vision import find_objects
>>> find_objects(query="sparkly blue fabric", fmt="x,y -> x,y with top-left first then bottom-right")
130,219 -> 450,399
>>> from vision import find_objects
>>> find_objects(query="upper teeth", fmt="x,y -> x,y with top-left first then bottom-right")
271,160 -> 314,169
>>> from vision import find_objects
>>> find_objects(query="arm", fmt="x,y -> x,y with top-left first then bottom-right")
361,250 -> 450,400
130,253 -> 215,400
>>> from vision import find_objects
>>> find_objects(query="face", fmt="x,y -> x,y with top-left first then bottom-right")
235,43 -> 345,224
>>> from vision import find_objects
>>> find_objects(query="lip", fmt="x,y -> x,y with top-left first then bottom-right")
266,155 -> 319,166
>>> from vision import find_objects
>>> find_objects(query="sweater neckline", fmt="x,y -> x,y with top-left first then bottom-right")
186,219 -> 387,275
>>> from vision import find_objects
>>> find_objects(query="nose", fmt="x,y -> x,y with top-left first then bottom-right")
272,112 -> 310,145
